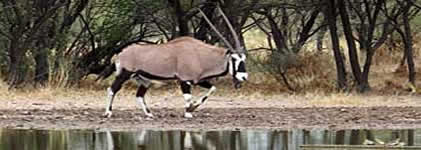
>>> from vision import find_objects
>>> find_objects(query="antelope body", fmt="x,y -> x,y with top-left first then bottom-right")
118,37 -> 229,83
103,6 -> 247,118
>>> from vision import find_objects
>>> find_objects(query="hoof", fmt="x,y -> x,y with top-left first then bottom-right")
145,113 -> 154,118
186,104 -> 200,112
184,112 -> 193,118
103,111 -> 112,118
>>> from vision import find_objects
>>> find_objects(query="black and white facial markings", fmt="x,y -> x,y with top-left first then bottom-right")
229,53 -> 248,82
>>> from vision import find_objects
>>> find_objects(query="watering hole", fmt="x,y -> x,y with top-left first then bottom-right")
2,128 -> 421,150
3,102 -> 421,149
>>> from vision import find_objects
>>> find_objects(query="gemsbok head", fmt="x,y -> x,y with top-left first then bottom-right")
103,6 -> 247,118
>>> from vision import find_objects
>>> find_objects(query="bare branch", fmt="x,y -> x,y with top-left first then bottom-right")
241,15 -> 265,33
78,13 -> 96,52
409,0 -> 421,9
248,47 -> 273,52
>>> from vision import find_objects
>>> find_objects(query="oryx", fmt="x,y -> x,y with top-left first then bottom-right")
103,7 -> 247,118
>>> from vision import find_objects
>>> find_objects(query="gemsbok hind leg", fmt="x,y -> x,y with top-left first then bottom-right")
187,81 -> 216,113
135,84 -> 154,118
104,70 -> 132,118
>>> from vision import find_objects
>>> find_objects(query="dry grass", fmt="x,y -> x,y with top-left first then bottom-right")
303,93 -> 416,107
1,78 -> 421,110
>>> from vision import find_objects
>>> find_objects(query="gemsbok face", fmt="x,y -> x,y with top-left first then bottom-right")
101,6 -> 248,119
229,53 -> 248,88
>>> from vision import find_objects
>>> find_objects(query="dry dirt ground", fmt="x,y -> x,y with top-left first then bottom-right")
1,92 -> 421,131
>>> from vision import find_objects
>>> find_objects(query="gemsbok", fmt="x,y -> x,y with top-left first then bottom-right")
102,7 -> 247,118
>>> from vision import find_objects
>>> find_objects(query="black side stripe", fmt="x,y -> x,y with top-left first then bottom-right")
135,69 -> 177,80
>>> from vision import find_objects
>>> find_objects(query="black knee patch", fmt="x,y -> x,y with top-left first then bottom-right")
136,86 -> 148,97
180,81 -> 192,94
111,69 -> 132,92
186,104 -> 199,113
186,107 -> 194,113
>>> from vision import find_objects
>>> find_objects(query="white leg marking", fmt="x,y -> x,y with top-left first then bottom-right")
183,94 -> 193,108
228,59 -> 234,75
184,112 -> 193,118
136,97 -> 153,118
183,94 -> 193,118
115,61 -> 122,75
207,86 -> 216,96
197,86 -> 216,105
104,87 -> 114,118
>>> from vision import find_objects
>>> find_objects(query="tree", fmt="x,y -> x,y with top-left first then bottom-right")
325,0 -> 348,90
337,0 -> 363,91
380,0 -> 419,89
252,0 -> 323,91
394,0 -> 418,86
0,0 -> 76,88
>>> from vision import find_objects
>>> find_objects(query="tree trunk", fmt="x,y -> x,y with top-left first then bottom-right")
338,0 -> 365,91
360,51 -> 374,92
359,0 -> 384,93
403,2 -> 415,85
8,44 -> 27,88
267,12 -> 287,54
169,0 -> 188,36
33,16 -> 51,87
293,9 -> 320,53
316,19 -> 328,52
34,47 -> 50,87
326,0 -> 347,90
265,8 -> 288,53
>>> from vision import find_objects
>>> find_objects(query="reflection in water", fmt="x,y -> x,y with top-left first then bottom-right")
1,129 -> 421,150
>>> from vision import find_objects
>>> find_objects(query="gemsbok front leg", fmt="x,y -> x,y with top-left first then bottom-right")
135,84 -> 154,118
180,81 -> 194,118
187,81 -> 216,113
104,70 -> 132,118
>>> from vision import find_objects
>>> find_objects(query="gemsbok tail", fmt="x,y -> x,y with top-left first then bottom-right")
96,63 -> 116,81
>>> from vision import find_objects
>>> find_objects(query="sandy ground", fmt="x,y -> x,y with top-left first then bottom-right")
1,92 -> 421,131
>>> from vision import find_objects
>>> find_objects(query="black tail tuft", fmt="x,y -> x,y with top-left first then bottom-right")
96,63 -> 116,81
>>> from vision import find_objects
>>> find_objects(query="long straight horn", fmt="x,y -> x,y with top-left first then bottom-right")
216,6 -> 242,53
198,8 -> 235,52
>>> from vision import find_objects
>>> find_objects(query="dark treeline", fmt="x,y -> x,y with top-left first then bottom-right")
0,0 -> 419,92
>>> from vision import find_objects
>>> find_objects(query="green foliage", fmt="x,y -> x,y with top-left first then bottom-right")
98,0 -> 135,41
0,0 -> 420,90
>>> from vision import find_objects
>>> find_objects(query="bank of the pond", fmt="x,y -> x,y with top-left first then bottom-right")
1,94 -> 421,131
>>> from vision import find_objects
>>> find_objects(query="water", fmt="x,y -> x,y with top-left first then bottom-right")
1,129 -> 421,150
